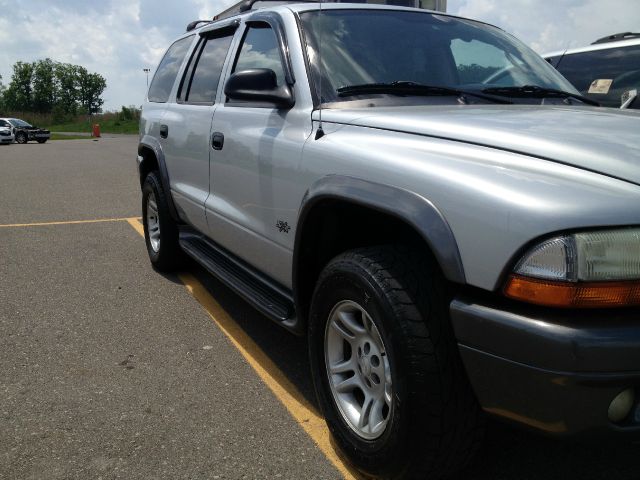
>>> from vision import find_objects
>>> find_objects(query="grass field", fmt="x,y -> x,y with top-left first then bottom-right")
45,118 -> 138,135
3,109 -> 140,135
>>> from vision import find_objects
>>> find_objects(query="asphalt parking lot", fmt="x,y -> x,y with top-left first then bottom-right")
1,138 -> 639,480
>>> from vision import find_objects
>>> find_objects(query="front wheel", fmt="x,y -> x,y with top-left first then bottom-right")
141,171 -> 182,271
309,246 -> 484,480
15,132 -> 27,144
37,139 -> 47,144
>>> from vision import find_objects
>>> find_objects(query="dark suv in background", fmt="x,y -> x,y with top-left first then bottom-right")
0,118 -> 51,144
544,33 -> 640,109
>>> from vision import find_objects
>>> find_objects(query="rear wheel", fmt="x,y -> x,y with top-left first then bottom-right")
15,132 -> 27,144
309,246 -> 484,479
142,171 -> 182,272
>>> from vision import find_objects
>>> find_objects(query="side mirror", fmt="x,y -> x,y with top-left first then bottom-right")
224,68 -> 294,109
621,89 -> 637,109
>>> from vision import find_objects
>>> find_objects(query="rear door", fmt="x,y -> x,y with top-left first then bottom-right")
162,24 -> 238,234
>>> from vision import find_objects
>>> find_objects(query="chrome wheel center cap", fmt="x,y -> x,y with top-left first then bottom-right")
360,356 -> 372,377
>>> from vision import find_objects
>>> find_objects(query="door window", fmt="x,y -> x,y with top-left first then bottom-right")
148,36 -> 194,103
181,34 -> 234,104
233,24 -> 285,86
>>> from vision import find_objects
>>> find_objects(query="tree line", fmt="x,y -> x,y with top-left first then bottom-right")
0,59 -> 106,120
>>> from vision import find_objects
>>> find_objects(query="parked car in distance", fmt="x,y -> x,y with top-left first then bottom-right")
0,118 -> 51,144
544,32 -> 640,109
0,119 -> 14,144
138,2 -> 640,479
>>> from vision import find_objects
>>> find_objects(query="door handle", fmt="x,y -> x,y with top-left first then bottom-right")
212,132 -> 224,150
160,124 -> 168,139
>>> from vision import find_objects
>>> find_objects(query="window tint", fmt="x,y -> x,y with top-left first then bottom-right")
234,25 -> 285,86
0,120 -> 9,127
555,45 -> 640,108
148,36 -> 193,103
184,34 -> 234,103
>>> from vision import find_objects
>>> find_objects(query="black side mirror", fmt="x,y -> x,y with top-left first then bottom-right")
224,68 -> 294,109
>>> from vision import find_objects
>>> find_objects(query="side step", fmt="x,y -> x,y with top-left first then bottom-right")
179,229 -> 298,331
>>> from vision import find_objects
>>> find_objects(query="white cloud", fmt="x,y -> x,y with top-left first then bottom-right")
449,0 -> 640,53
0,0 -> 236,110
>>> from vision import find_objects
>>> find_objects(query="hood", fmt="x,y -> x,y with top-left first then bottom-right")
317,105 -> 640,186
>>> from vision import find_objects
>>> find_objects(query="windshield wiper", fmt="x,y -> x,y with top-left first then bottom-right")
482,85 -> 600,106
337,81 -> 513,104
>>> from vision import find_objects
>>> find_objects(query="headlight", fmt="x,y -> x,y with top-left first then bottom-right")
504,228 -> 640,308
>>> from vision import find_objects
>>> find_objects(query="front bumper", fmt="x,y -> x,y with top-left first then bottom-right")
451,297 -> 640,436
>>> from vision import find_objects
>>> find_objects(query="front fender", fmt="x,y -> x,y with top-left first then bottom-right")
294,175 -> 466,285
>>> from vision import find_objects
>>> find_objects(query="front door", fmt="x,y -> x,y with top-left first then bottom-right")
205,21 -> 310,287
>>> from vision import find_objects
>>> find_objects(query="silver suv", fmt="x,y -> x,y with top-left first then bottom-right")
138,2 -> 640,478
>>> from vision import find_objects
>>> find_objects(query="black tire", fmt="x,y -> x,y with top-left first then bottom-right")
15,132 -> 27,144
309,246 -> 484,480
141,171 -> 182,272
37,139 -> 47,144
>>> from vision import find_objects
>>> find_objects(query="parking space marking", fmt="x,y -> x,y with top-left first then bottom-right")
127,219 -> 359,480
0,217 -> 140,228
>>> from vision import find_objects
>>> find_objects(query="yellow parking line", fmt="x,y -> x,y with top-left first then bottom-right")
126,217 -> 145,236
127,221 -> 359,480
0,217 -> 141,228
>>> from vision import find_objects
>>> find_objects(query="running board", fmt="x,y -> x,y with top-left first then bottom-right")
179,229 -> 298,331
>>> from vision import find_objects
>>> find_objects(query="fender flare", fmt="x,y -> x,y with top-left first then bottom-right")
293,175 -> 466,294
138,135 -> 180,221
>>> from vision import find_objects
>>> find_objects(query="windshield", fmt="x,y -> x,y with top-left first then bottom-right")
300,10 -> 578,104
9,119 -> 33,127
551,44 -> 640,108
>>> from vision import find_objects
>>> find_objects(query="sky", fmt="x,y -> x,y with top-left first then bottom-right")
0,0 -> 638,111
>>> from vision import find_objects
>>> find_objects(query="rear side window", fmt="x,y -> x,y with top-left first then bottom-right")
148,36 -> 193,103
180,33 -> 234,104
555,44 -> 640,108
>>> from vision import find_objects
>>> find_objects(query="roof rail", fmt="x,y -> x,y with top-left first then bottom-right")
592,32 -> 640,45
213,0 -> 320,20
186,19 -> 213,32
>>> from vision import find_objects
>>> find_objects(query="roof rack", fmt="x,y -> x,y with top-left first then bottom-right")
213,0 -> 320,21
186,20 -> 213,32
592,32 -> 640,45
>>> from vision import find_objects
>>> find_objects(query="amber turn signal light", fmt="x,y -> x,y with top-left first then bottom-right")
504,275 -> 640,308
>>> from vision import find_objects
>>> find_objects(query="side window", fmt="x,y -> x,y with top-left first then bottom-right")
555,45 -> 640,108
0,120 -> 9,127
233,24 -> 285,86
180,33 -> 234,104
148,36 -> 193,103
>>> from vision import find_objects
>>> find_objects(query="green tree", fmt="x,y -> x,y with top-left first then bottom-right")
2,59 -> 107,116
32,58 -> 56,113
3,61 -> 34,111
77,68 -> 106,114
54,62 -> 80,115
0,75 -> 5,110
